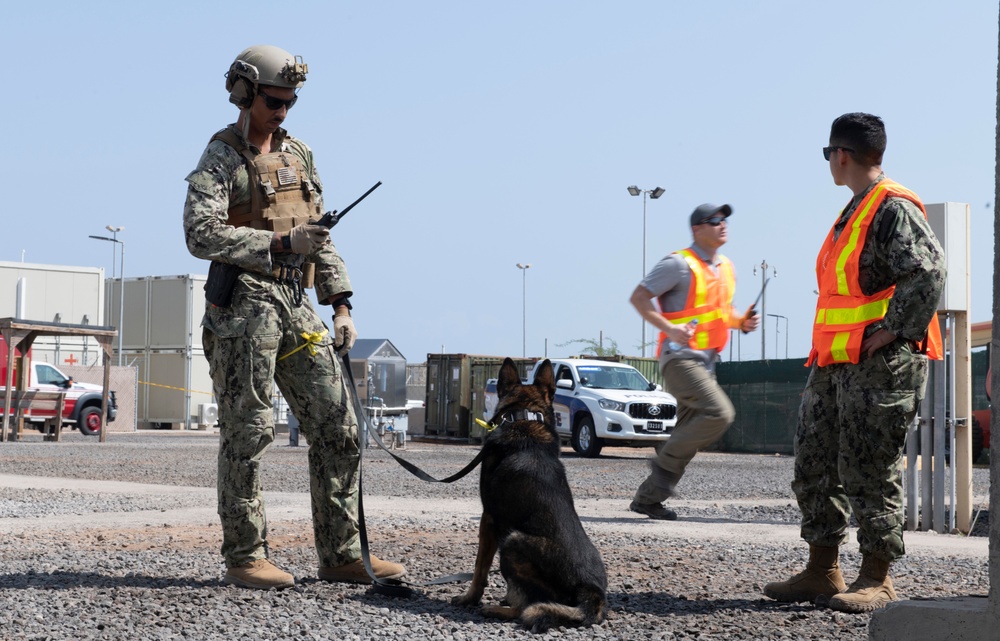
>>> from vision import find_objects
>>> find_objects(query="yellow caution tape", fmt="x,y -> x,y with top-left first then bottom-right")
277,329 -> 329,362
138,381 -> 213,396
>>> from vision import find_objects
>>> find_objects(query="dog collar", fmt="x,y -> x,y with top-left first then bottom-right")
481,409 -> 546,431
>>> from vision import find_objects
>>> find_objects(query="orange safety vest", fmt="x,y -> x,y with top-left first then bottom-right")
808,179 -> 943,367
657,248 -> 736,356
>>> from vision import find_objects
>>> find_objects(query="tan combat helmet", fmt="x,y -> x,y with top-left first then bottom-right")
225,45 -> 308,108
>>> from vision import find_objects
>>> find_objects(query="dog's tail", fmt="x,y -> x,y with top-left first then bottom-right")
520,590 -> 606,633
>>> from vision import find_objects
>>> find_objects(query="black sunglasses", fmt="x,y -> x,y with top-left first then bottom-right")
822,146 -> 854,161
698,216 -> 727,227
257,89 -> 298,111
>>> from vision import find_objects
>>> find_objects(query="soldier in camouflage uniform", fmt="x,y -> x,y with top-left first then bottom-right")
183,45 -> 405,590
764,113 -> 945,612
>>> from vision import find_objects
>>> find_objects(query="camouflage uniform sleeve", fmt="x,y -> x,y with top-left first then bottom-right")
182,140 -> 274,274
872,198 -> 947,341
313,243 -> 353,303
287,136 -> 353,302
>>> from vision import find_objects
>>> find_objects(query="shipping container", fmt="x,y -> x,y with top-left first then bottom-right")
105,274 -> 205,350
106,275 -> 212,429
0,261 -> 105,328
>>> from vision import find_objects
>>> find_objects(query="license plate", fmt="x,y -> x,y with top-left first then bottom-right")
646,421 -> 663,432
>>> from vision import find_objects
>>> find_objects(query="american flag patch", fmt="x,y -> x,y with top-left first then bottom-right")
277,166 -> 298,186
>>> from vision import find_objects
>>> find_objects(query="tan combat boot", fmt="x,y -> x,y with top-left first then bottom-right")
224,558 -> 295,590
318,555 -> 407,584
826,556 -> 896,613
763,545 -> 847,603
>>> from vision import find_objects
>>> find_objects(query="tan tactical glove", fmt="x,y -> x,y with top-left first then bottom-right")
333,308 -> 356,356
288,223 -> 330,254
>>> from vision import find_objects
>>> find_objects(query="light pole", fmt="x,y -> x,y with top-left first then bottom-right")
627,185 -> 665,357
516,263 -> 531,357
88,226 -> 125,365
767,313 -> 788,359
753,260 -> 777,360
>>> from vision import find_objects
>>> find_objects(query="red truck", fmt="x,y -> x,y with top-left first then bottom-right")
1,339 -> 117,436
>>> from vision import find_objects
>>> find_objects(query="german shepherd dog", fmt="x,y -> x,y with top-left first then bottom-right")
452,358 -> 607,632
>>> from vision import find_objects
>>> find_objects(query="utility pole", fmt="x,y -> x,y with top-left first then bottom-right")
753,260 -> 777,360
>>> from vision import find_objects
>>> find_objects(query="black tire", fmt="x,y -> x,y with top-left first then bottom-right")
77,406 -> 103,436
571,415 -> 603,458
971,416 -> 985,464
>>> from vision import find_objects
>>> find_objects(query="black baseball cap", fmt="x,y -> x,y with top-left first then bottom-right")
690,203 -> 733,226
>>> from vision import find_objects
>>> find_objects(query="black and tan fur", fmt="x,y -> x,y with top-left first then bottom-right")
452,358 -> 607,633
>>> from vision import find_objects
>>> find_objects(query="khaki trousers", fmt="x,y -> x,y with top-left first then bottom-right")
633,358 -> 735,505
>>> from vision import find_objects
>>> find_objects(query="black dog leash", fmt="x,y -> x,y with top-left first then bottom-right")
342,354 -> 483,597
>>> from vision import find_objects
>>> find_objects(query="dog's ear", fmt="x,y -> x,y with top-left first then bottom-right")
533,359 -> 555,400
496,357 -> 522,399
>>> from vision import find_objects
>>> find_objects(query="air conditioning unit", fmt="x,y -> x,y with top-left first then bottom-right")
198,403 -> 219,426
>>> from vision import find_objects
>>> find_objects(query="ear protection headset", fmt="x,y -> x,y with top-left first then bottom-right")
225,60 -> 260,108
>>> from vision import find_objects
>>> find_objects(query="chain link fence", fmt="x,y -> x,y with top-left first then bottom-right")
63,364 -> 137,432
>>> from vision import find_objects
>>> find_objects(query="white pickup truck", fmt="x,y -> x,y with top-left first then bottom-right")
484,358 -> 677,457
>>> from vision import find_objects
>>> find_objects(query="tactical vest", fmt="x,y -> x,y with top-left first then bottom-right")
212,127 -> 319,287
211,127 -> 321,231
656,248 -> 736,356
807,179 -> 943,367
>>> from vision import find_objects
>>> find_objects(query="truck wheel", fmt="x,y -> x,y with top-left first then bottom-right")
77,406 -> 103,436
572,415 -> 603,458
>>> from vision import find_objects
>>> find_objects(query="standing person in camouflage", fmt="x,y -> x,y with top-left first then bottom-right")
628,203 -> 760,521
763,113 -> 945,612
182,45 -> 405,590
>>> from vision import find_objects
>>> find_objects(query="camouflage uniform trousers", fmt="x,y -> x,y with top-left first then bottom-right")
792,340 -> 928,562
202,272 -> 361,569
633,358 -> 736,505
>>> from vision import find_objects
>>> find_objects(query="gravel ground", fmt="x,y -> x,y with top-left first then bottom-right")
0,431 -> 991,641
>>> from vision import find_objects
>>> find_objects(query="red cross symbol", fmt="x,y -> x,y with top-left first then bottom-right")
64,354 -> 79,366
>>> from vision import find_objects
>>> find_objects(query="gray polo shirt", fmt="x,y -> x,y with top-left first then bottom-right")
641,244 -> 724,371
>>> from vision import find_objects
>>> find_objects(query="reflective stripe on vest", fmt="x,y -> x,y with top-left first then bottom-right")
657,249 -> 735,355
809,179 -> 943,366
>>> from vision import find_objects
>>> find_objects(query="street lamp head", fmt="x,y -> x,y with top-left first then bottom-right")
627,185 -> 641,197
106,225 -> 124,233
650,187 -> 665,199
516,263 -> 532,270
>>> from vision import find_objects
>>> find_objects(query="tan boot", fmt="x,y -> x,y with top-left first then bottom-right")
826,556 -> 897,613
224,559 -> 295,590
763,545 -> 847,603
318,555 -> 406,584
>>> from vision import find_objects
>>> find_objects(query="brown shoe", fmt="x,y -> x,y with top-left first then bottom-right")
826,556 -> 897,613
763,545 -> 847,603
224,559 -> 294,590
318,556 -> 406,584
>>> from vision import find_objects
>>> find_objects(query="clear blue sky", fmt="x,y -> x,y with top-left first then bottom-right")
5,1 -> 997,363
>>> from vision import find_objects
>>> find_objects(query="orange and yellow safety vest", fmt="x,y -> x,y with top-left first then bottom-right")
657,248 -> 737,356
808,179 -> 943,367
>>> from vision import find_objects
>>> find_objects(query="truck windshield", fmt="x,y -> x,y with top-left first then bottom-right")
577,366 -> 651,390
